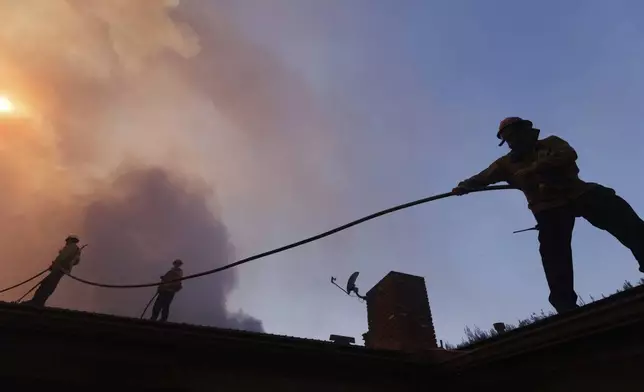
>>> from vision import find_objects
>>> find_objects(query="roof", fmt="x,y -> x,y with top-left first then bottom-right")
2,284 -> 644,388
438,283 -> 644,372
0,300 -> 443,388
0,300 -> 367,351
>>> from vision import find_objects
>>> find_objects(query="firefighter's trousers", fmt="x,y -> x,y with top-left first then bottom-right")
534,184 -> 644,313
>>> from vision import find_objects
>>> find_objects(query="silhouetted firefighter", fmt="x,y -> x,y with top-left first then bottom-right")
25,235 -> 82,307
151,259 -> 184,322
453,117 -> 644,313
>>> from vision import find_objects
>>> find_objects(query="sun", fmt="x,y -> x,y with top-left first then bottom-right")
0,96 -> 15,113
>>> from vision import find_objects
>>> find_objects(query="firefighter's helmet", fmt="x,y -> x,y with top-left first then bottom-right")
65,235 -> 80,243
497,117 -> 533,146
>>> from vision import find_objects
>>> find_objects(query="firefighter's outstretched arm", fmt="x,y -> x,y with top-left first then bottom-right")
454,159 -> 508,194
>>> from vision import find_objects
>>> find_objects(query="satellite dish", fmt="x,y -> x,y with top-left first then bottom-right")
346,272 -> 360,294
330,271 -> 366,301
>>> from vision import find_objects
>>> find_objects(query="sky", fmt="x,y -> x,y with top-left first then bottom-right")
1,0 -> 644,346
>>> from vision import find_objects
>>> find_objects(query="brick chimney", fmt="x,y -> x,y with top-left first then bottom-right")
362,271 -> 437,352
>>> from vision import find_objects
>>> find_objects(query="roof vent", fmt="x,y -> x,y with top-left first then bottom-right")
493,322 -> 506,333
329,334 -> 356,346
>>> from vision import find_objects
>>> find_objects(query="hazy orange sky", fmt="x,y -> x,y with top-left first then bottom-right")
0,0 -> 349,331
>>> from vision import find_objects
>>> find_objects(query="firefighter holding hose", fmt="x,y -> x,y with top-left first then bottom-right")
453,117 -> 644,313
150,259 -> 184,322
25,235 -> 83,307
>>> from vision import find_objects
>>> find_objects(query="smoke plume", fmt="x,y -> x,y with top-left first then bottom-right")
68,165 -> 261,331
0,0 -> 343,332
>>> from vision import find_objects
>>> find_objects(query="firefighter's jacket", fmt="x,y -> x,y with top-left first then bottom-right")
158,267 -> 183,293
458,135 -> 595,213
51,243 -> 81,273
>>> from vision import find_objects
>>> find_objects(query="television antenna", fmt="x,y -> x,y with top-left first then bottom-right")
330,271 -> 366,301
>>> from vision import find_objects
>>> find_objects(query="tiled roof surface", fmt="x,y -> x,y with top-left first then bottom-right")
0,300 -> 413,362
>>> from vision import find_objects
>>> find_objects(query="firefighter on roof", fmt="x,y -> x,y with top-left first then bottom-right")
26,235 -> 82,307
453,117 -> 644,313
150,259 -> 184,322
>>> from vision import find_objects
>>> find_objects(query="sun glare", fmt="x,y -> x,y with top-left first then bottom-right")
0,96 -> 15,113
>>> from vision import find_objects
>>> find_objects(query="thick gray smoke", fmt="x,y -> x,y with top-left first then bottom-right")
69,165 -> 263,331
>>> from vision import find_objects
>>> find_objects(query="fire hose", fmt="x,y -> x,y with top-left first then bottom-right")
15,276 -> 48,303
62,185 -> 517,289
1,185 -> 518,301
139,292 -> 159,319
0,269 -> 48,295
0,245 -> 87,302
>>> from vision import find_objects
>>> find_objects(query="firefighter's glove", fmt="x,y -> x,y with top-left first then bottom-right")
452,186 -> 471,196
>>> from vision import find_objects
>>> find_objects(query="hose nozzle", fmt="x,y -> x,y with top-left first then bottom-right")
513,224 -> 539,234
